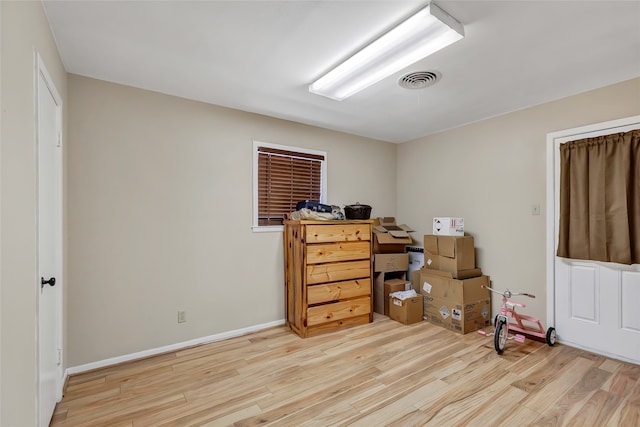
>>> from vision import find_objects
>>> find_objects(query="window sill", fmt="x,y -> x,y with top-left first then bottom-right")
252,225 -> 284,233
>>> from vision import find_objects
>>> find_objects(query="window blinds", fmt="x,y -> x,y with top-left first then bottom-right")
257,146 -> 325,226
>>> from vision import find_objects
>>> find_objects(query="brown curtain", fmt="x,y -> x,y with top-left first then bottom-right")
557,129 -> 640,264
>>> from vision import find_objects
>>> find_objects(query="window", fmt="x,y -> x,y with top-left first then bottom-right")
253,141 -> 327,230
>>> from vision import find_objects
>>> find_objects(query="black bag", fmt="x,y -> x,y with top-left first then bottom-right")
296,200 -> 332,213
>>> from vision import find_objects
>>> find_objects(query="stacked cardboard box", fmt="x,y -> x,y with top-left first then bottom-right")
416,230 -> 491,334
372,217 -> 414,254
423,234 -> 479,279
389,293 -> 423,325
432,217 -> 464,236
419,272 -> 491,334
371,218 -> 415,316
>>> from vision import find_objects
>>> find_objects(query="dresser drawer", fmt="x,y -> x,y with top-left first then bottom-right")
306,296 -> 371,326
306,241 -> 371,264
305,224 -> 371,243
306,260 -> 371,285
306,314 -> 371,337
307,278 -> 371,305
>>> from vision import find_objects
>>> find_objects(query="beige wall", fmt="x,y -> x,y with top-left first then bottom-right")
0,1 -> 67,426
66,74 -> 397,366
397,77 -> 640,323
2,5 -> 638,422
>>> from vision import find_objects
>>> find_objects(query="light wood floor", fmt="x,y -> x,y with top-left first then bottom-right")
52,314 -> 640,426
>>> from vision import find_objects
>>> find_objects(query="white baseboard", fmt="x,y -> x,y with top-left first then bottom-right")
65,319 -> 286,377
556,339 -> 640,366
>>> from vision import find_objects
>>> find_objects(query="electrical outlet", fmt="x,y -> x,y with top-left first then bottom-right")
531,204 -> 541,216
177,310 -> 186,323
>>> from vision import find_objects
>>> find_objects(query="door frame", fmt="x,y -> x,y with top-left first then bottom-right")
545,115 -> 640,342
35,52 -> 64,421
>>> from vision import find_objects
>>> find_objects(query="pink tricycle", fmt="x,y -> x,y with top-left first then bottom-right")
478,285 -> 556,354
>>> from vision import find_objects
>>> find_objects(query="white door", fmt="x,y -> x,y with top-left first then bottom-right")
547,116 -> 640,365
37,56 -> 63,427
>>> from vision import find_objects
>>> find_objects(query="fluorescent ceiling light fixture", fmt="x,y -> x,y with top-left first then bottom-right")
309,3 -> 464,101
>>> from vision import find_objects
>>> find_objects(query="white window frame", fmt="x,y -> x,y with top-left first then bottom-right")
252,140 -> 327,232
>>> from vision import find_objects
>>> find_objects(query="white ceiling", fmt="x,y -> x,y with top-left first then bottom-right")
42,0 -> 640,143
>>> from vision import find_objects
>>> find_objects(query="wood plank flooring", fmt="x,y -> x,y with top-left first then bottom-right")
51,314 -> 640,426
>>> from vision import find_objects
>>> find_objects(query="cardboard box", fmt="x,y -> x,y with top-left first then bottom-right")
373,272 -> 408,315
426,268 -> 482,280
433,217 -> 464,236
389,294 -> 423,325
372,217 -> 414,253
410,269 -> 421,294
422,296 -> 491,334
420,269 -> 489,302
423,250 -> 439,270
384,279 -> 411,316
423,235 -> 475,275
374,253 -> 409,273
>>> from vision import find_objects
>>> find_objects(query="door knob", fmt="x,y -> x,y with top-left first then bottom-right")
41,277 -> 56,289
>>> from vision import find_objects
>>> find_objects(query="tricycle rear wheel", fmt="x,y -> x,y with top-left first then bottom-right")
546,327 -> 557,346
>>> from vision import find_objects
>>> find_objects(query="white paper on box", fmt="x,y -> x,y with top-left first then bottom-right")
452,308 -> 462,321
423,281 -> 432,294
393,299 -> 402,307
439,305 -> 450,319
390,289 -> 417,300
433,217 -> 464,236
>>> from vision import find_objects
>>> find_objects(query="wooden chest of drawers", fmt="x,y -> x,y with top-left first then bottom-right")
283,220 -> 373,338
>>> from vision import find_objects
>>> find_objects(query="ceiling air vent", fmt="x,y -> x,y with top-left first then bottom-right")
398,71 -> 441,89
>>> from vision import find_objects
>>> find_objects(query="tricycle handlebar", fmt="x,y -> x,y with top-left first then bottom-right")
481,285 -> 535,298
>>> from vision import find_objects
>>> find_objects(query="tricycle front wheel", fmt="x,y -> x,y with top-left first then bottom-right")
494,319 -> 508,354
546,327 -> 557,346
